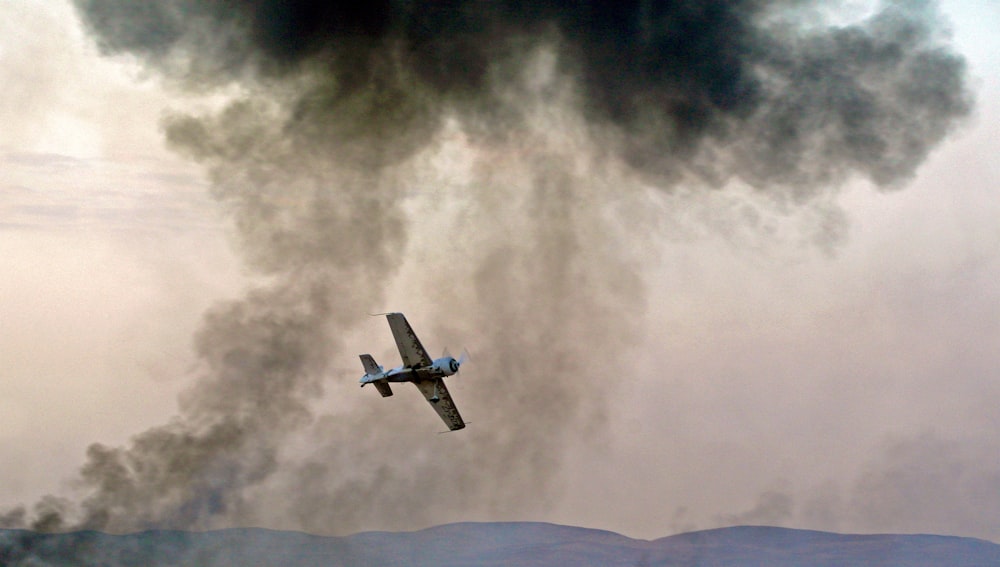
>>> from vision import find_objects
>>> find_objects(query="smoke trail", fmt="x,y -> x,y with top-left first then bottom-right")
8,0 -> 970,535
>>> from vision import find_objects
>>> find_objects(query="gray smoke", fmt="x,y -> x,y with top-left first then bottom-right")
8,0 -> 971,535
847,434 -> 1000,539
712,433 -> 1000,542
718,490 -> 795,527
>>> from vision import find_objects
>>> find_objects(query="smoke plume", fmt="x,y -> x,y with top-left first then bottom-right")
8,0 -> 971,535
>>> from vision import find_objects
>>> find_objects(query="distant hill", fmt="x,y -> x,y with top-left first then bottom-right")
3,522 -> 999,566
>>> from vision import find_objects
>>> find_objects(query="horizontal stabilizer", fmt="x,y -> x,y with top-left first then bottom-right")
373,381 -> 393,398
359,354 -> 380,376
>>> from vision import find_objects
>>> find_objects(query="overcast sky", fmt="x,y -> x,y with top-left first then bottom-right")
1,0 -> 998,542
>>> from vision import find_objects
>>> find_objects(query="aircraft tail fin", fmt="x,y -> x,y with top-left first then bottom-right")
360,354 -> 393,397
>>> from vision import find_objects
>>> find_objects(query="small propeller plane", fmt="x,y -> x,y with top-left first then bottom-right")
359,312 -> 469,431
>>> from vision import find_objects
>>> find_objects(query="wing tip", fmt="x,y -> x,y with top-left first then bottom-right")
371,311 -> 406,321
438,422 -> 467,434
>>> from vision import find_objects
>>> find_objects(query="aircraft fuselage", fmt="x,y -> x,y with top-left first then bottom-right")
361,356 -> 460,385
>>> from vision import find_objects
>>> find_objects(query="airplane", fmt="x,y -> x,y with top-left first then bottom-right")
359,312 -> 468,431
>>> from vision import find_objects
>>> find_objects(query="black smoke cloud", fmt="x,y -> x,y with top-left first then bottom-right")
76,0 -> 970,189
7,0 -> 970,535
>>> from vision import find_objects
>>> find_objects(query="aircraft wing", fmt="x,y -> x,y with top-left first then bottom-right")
386,312 -> 433,368
414,379 -> 466,431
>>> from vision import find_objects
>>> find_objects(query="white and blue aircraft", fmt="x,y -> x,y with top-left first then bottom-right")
359,312 -> 469,431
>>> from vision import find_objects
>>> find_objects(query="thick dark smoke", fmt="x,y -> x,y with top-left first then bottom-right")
7,0 -> 970,536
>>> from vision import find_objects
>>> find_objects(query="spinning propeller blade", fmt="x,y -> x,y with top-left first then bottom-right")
442,347 -> 470,375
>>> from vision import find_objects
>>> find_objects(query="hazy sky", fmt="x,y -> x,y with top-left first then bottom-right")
1,0 -> 998,542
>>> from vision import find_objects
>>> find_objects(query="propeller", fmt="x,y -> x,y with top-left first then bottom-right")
442,347 -> 471,375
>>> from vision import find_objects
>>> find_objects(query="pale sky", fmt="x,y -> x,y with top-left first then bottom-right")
1,0 -> 998,541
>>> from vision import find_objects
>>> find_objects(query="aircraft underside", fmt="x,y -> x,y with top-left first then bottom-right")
358,313 -> 467,431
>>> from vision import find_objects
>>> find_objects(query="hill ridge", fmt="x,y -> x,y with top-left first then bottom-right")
3,522 -> 999,566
